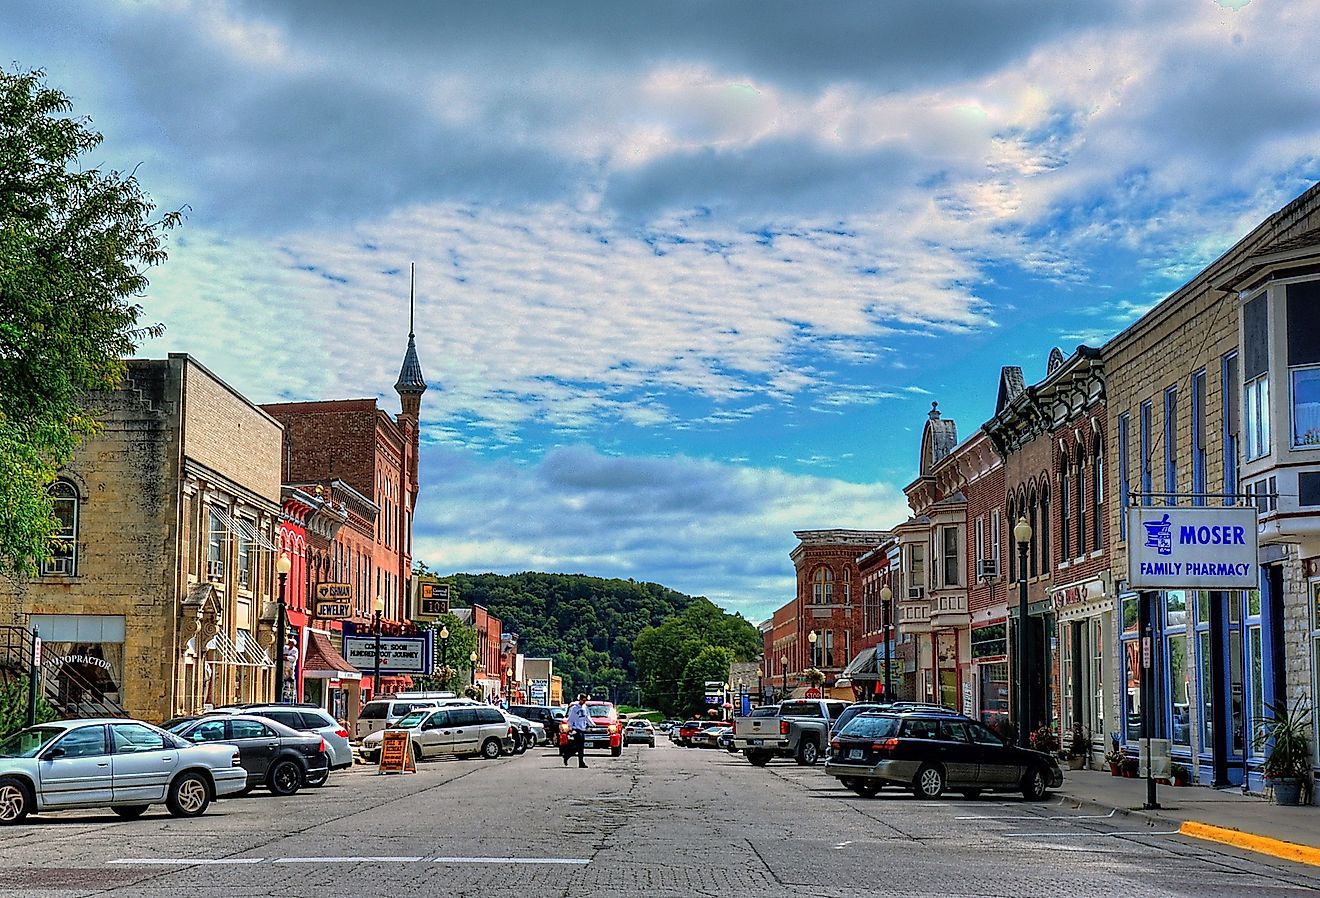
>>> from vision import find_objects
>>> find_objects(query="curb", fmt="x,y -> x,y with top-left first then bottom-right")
1179,821 -> 1320,868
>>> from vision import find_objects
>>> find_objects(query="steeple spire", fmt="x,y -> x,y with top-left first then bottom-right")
395,262 -> 427,399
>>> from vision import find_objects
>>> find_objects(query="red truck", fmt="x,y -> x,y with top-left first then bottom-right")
557,700 -> 624,757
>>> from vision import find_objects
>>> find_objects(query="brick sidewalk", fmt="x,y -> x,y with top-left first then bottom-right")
1058,768 -> 1320,854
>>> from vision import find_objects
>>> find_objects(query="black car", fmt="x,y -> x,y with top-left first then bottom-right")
823,710 -> 1063,800
168,714 -> 329,797
830,702 -> 959,738
507,705 -> 564,744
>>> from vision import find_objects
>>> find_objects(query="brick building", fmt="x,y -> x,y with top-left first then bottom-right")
1,355 -> 284,722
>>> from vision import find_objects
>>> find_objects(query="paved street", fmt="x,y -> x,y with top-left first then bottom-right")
2,742 -> 1319,898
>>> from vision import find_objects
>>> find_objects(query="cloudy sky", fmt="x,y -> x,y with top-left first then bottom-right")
7,0 -> 1317,620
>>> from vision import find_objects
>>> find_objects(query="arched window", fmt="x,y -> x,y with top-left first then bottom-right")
1093,437 -> 1105,549
42,480 -> 80,576
1039,485 -> 1050,574
1007,499 -> 1018,581
812,567 -> 834,604
1060,457 -> 1072,560
1076,449 -> 1088,556
1028,490 -> 1039,578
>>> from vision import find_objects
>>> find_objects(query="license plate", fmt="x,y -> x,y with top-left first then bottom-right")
848,749 -> 863,760
749,739 -> 763,746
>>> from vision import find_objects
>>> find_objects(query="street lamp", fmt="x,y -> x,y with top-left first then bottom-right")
274,552 -> 292,703
372,595 -> 385,702
470,650 -> 479,691
1014,516 -> 1032,748
439,625 -> 450,687
880,584 -> 893,701
779,654 -> 788,697
808,630 -> 818,669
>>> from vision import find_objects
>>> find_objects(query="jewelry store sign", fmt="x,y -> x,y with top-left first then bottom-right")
1126,506 -> 1258,589
314,583 -> 353,619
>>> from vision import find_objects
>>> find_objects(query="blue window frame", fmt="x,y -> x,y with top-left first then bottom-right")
1222,352 -> 1239,504
1164,386 -> 1178,499
1140,401 -> 1153,505
1191,369 -> 1206,506
1118,413 -> 1130,539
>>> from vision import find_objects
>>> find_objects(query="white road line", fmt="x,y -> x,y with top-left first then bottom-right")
430,857 -> 591,865
272,857 -> 424,864
1004,830 -> 1182,838
956,809 -> 1117,821
111,859 -> 265,866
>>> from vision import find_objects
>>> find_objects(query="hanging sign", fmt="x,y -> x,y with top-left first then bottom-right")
1126,506 -> 1258,589
314,583 -> 353,619
378,730 -> 416,774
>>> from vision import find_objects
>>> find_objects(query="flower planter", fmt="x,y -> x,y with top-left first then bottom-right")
1067,755 -> 1086,771
1108,762 -> 1122,777
1272,778 -> 1304,807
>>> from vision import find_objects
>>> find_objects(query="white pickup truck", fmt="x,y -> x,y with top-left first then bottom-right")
732,699 -> 850,767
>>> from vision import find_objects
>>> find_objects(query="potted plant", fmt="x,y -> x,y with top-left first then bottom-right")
1064,725 -> 1090,770
1170,763 -> 1190,787
802,668 -> 826,687
1253,698 -> 1314,807
1104,735 -> 1124,776
1121,757 -> 1139,778
1028,725 -> 1059,755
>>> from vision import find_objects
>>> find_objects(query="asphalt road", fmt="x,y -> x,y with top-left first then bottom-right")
3,740 -> 1319,897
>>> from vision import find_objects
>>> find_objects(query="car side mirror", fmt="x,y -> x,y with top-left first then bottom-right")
44,747 -> 66,760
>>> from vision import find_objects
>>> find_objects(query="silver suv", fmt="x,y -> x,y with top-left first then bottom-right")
359,705 -> 515,762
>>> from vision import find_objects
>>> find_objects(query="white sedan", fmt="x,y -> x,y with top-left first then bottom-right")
0,718 -> 248,824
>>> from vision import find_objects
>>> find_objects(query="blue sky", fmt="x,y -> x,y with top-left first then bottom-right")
7,0 -> 1317,621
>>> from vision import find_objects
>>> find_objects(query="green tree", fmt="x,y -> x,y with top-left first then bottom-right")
679,646 -> 733,717
0,67 -> 178,576
412,611 -> 477,692
634,599 -> 761,717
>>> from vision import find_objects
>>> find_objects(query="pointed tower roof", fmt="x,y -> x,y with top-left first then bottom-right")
395,262 -> 428,396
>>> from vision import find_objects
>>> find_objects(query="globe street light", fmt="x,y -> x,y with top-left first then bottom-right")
779,653 -> 788,697
273,552 -> 292,703
879,584 -> 893,701
470,650 -> 479,691
1014,516 -> 1033,748
439,625 -> 450,686
808,629 -> 819,670
371,595 -> 385,702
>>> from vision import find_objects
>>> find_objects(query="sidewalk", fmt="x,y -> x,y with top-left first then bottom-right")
1058,768 -> 1320,864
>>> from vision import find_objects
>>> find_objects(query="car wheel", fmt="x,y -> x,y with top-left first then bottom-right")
267,759 -> 303,797
913,764 -> 945,799
0,777 -> 33,825
851,782 -> 882,798
795,740 -> 820,766
304,769 -> 329,788
611,745 -> 622,757
166,772 -> 211,818
746,750 -> 771,767
481,738 -> 503,759
112,804 -> 150,819
1022,767 -> 1049,801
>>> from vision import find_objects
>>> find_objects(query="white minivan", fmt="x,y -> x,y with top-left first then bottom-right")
353,693 -> 456,740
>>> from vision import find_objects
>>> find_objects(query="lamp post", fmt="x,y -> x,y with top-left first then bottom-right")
880,584 -> 893,701
779,654 -> 788,698
273,552 -> 292,703
1014,516 -> 1032,748
439,625 -> 450,687
470,650 -> 479,692
371,595 -> 385,702
808,629 -> 818,670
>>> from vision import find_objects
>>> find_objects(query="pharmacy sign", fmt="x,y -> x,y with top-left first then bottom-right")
1126,506 -> 1258,590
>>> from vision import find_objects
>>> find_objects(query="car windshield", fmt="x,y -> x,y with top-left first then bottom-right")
164,719 -> 197,733
586,704 -> 615,719
779,702 -> 823,718
394,711 -> 428,728
839,715 -> 902,740
0,726 -> 63,758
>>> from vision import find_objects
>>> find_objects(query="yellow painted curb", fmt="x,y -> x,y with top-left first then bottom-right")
1180,820 -> 1320,868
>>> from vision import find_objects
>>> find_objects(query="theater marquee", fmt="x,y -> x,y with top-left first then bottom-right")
1126,506 -> 1259,590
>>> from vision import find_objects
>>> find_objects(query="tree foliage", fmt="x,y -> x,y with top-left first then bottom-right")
0,67 -> 178,575
633,599 -> 762,717
411,611 -> 477,693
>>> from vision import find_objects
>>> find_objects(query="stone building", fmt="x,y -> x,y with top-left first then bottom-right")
1,354 -> 284,722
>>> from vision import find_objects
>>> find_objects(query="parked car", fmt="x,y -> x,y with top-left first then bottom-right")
212,704 -> 352,784
507,704 -> 566,743
503,713 -> 544,754
359,705 -> 515,762
168,714 -> 329,797
674,719 -> 704,747
716,727 -> 739,753
555,701 -> 623,756
823,710 -> 1064,800
829,702 -> 958,739
0,718 -> 247,824
623,721 -> 655,747
689,721 -> 731,748
353,693 -> 457,740
733,699 -> 850,766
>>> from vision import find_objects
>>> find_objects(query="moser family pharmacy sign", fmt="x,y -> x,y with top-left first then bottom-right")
1126,506 -> 1259,589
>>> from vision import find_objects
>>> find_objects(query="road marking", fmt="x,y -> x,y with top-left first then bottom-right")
111,859 -> 265,866
955,809 -> 1117,821
832,841 -> 854,850
1003,830 -> 1181,838
273,857 -> 424,863
430,857 -> 591,865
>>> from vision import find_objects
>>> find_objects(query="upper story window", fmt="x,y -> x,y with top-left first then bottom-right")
812,567 -> 834,604
1243,293 -> 1270,460
941,525 -> 960,588
1223,351 -> 1241,503
990,509 -> 1001,572
1164,385 -> 1178,496
1191,369 -> 1207,504
1092,437 -> 1104,550
1118,413 -> 1131,538
1060,459 -> 1072,561
908,544 -> 925,596
40,480 -> 79,576
1139,401 -> 1154,504
207,507 -> 225,579
1075,453 -> 1087,557
1287,282 -> 1320,448
237,526 -> 252,590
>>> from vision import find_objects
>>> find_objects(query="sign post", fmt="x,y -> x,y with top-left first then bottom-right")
378,729 -> 416,774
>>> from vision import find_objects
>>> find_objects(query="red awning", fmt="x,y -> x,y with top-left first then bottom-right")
302,631 -> 362,680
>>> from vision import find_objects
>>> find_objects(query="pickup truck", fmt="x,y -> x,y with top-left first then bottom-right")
733,699 -> 850,766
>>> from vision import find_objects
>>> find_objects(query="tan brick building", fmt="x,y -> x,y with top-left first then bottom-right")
1,355 -> 284,723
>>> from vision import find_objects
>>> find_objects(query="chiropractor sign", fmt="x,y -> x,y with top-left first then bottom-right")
1126,506 -> 1259,589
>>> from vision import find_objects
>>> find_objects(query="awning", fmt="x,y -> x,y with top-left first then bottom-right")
840,646 -> 881,681
302,631 -> 362,681
237,630 -> 272,669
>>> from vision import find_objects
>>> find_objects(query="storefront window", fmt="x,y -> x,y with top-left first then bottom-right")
1122,595 -> 1139,635
1166,591 -> 1187,628
1092,617 -> 1105,740
1168,634 -> 1190,747
1199,630 -> 1214,753
979,661 -> 1010,729
1229,629 -> 1244,755
1248,626 -> 1263,759
1061,632 -> 1073,730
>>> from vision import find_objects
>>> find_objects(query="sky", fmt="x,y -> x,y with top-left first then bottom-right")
6,0 -> 1319,622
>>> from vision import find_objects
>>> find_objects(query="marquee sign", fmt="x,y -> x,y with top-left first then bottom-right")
1126,506 -> 1258,590
344,636 -> 430,674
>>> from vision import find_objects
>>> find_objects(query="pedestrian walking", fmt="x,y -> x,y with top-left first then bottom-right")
564,693 -> 592,768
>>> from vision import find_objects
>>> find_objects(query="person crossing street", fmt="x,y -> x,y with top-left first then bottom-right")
564,693 -> 592,768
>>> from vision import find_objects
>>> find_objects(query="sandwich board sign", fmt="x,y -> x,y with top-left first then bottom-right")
378,729 -> 416,774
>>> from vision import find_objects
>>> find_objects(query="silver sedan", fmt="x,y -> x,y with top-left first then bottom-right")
0,719 -> 248,824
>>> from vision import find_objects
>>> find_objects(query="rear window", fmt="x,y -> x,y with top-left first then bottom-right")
779,702 -> 823,718
261,710 -> 303,729
749,706 -> 778,718
359,702 -> 389,720
839,715 -> 901,740
300,711 -> 337,729
477,708 -> 504,725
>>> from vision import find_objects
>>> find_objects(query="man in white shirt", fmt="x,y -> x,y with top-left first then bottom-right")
564,693 -> 592,768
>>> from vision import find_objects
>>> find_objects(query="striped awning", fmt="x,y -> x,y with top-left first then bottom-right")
210,505 -> 280,553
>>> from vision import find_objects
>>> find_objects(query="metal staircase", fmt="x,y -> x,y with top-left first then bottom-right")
0,625 -> 128,720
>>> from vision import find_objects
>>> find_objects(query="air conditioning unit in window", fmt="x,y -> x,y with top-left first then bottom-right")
978,559 -> 1000,580
207,560 -> 225,581
907,586 -> 925,601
